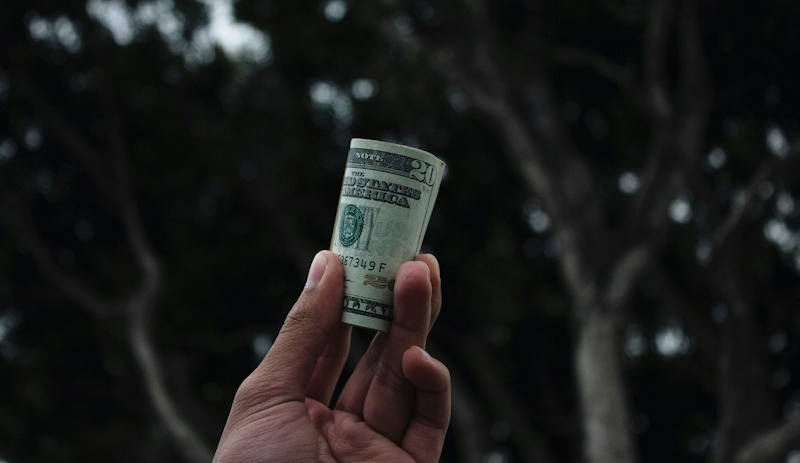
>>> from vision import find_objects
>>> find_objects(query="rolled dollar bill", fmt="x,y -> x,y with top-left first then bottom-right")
331,138 -> 446,332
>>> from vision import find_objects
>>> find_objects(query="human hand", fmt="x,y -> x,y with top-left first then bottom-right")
213,251 -> 450,463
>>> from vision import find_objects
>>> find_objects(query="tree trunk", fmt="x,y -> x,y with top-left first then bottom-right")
575,307 -> 638,463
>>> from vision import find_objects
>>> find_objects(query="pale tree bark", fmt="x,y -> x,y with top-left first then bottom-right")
574,309 -> 635,462
3,76 -> 213,463
735,417 -> 800,463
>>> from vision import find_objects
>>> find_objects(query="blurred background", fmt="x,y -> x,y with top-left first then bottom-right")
2,0 -> 800,462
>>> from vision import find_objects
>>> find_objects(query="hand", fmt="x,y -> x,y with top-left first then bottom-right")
213,251 -> 450,463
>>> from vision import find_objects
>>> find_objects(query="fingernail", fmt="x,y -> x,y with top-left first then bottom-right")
420,347 -> 432,361
305,252 -> 328,288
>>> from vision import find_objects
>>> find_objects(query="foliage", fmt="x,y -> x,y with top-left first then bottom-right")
2,1 -> 800,462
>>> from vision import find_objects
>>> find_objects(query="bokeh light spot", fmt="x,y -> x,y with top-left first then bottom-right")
322,0 -> 348,22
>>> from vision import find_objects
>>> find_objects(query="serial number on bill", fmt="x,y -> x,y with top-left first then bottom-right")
337,255 -> 387,272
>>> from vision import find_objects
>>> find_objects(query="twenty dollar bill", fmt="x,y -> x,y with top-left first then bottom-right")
331,139 -> 446,332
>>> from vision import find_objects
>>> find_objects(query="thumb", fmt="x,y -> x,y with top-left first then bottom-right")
248,251 -> 344,405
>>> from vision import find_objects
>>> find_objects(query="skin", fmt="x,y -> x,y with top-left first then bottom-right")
213,251 -> 450,463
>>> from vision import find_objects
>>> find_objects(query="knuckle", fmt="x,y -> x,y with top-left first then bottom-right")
233,373 -> 268,406
232,371 -> 282,413
284,298 -> 314,328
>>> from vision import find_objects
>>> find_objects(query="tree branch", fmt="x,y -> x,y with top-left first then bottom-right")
551,45 -> 635,88
735,412 -> 800,463
625,0 -> 676,234
674,0 -> 713,164
100,84 -> 215,463
628,0 -> 711,240
382,20 -> 570,222
13,77 -> 215,463
603,241 -> 654,313
20,78 -> 118,203
713,139 -> 800,249
642,0 -> 673,120
3,198 -> 118,318
129,306 -> 214,463
517,69 -> 596,211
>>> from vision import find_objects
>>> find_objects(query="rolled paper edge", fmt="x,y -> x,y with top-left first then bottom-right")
341,311 -> 391,332
350,138 -> 446,168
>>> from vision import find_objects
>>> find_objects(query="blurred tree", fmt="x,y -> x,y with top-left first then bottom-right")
1,1 -> 800,463
356,1 -> 800,462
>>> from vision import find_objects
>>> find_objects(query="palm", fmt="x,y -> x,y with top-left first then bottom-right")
213,253 -> 449,463
309,400 -> 417,462
219,400 -> 417,462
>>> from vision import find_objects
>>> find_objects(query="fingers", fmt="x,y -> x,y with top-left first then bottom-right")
334,331 -> 387,416
240,251 -> 345,409
414,254 -> 442,330
336,254 -> 441,417
400,346 -> 451,463
305,319 -> 351,405
362,260 -> 432,443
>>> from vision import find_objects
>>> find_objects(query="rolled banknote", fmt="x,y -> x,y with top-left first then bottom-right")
331,138 -> 446,332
